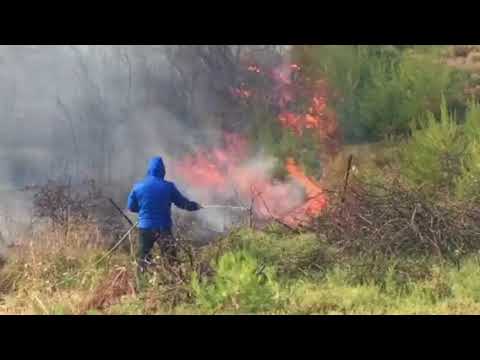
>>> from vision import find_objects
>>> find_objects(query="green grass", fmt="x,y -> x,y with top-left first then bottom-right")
3,226 -> 480,315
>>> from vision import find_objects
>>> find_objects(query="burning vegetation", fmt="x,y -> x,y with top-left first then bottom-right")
172,60 -> 342,230
172,134 -> 328,228
4,46 -> 480,315
1,46 -> 344,239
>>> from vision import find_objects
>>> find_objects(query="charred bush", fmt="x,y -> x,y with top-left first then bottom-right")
28,179 -> 100,227
26,179 -> 130,244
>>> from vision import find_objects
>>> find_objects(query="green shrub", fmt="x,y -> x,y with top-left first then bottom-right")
455,141 -> 480,201
396,99 -> 480,199
455,101 -> 480,201
191,250 -> 281,314
463,100 -> 480,142
293,45 -> 467,142
400,97 -> 466,195
227,228 -> 335,276
359,55 -> 460,138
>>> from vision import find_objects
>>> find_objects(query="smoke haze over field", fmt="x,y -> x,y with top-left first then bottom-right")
1,46 -> 175,189
0,45 -> 291,235
1,47 -> 215,187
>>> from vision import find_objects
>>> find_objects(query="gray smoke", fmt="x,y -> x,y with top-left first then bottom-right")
0,45 -> 291,237
0,46 -> 215,190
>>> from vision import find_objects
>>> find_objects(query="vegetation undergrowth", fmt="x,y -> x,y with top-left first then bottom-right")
3,46 -> 480,315
3,223 -> 480,315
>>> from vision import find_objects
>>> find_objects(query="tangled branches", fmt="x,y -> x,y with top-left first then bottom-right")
28,179 -> 101,227
26,179 -> 130,244
310,178 -> 480,260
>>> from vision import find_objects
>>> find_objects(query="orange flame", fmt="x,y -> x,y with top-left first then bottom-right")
235,62 -> 340,151
284,158 -> 327,222
172,135 -> 328,227
173,61 -> 339,228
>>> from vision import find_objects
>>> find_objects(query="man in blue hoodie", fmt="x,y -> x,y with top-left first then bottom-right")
127,156 -> 202,271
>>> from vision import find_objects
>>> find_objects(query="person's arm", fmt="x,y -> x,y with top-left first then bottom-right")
127,189 -> 140,213
171,183 -> 201,211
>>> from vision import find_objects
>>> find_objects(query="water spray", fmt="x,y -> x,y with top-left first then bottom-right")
201,205 -> 249,211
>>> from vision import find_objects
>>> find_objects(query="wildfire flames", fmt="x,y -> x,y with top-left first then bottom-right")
173,133 -> 326,227
279,91 -> 336,138
173,61 -> 339,228
245,61 -> 340,151
283,158 -> 327,225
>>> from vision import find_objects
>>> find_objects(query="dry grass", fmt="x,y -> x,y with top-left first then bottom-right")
445,46 -> 480,73
0,219 -> 136,314
4,223 -> 480,314
320,143 -> 395,189
3,195 -> 480,314
79,265 -> 136,313
0,219 -> 198,314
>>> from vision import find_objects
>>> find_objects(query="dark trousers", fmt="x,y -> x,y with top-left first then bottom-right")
138,229 -> 178,269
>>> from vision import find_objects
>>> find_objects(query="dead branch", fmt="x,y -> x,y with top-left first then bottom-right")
341,154 -> 354,204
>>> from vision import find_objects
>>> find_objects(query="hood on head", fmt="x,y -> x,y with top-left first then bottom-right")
146,157 -> 166,179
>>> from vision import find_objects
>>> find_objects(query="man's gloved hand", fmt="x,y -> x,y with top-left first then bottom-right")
190,202 -> 203,211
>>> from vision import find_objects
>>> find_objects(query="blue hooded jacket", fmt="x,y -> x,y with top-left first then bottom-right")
127,157 -> 200,231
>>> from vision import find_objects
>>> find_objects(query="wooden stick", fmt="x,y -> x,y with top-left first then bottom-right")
107,197 -> 134,226
341,155 -> 354,204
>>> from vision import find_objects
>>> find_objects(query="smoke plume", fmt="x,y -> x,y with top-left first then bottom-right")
0,45 -> 290,238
